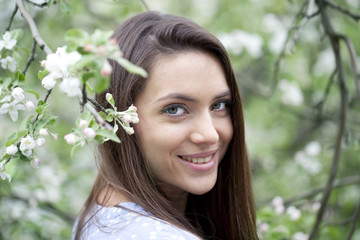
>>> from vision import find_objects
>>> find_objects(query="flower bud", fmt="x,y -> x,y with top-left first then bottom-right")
12,87 -> 25,102
123,114 -> 132,123
96,45 -> 106,55
79,120 -> 89,129
101,61 -> 112,77
36,137 -> 46,147
83,43 -> 94,52
124,126 -> 134,135
41,60 -> 47,68
41,76 -> 56,90
83,128 -> 96,139
6,145 -> 18,155
24,101 -> 35,111
108,38 -> 117,45
64,133 -> 78,144
30,158 -> 40,168
39,128 -> 49,136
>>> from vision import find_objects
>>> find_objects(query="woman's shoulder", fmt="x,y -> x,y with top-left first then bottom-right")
74,202 -> 200,240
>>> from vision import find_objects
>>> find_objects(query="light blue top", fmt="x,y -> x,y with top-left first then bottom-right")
72,202 -> 200,240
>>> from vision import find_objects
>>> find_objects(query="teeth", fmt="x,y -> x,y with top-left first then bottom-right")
181,156 -> 212,164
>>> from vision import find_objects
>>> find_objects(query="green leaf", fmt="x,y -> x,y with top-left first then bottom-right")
20,114 -> 34,130
38,70 -> 49,80
106,93 -> 115,107
65,29 -> 89,44
25,90 -> 40,99
5,130 -> 28,147
85,82 -> 94,95
60,0 -> 72,14
94,74 -> 110,93
15,71 -> 25,82
10,29 -> 24,41
35,101 -> 47,115
115,57 -> 148,78
96,129 -> 121,143
98,111 -> 107,120
33,115 -> 57,132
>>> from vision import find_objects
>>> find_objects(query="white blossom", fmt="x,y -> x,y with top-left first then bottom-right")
64,133 -> 79,144
11,87 -> 25,102
20,135 -> 36,152
286,206 -> 301,220
41,75 -> 57,90
36,137 -> 46,147
0,56 -> 17,72
6,144 -> 18,155
218,30 -> 263,58
0,101 -> 25,121
30,158 -> 40,168
83,127 -> 96,139
0,31 -> 17,51
0,171 -> 11,182
292,232 -> 309,240
24,101 -> 35,111
271,196 -> 285,214
22,149 -> 32,158
59,77 -> 81,97
278,79 -> 304,106
42,46 -> 81,79
305,141 -> 321,156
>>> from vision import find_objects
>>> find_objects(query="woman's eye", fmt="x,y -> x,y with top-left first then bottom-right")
162,104 -> 186,116
211,100 -> 230,111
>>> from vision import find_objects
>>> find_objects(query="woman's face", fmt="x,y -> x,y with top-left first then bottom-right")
134,52 -> 233,197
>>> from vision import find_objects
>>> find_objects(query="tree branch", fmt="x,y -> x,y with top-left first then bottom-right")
346,198 -> 360,240
6,4 -> 18,32
315,68 -> 337,119
283,175 -> 360,206
338,35 -> 360,105
308,1 -> 348,239
85,102 -> 113,131
22,39 -> 37,75
325,0 -> 360,22
16,0 -> 53,55
271,0 -> 319,96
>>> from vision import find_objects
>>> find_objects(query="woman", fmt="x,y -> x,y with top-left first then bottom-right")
73,11 -> 258,240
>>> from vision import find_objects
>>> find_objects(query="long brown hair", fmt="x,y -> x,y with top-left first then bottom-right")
75,11 -> 258,240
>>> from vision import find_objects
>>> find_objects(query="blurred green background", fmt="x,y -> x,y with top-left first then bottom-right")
0,0 -> 359,239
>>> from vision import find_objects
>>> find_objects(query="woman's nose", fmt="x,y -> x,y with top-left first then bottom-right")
190,112 -> 219,145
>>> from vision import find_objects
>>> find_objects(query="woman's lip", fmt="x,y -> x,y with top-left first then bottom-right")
178,150 -> 218,158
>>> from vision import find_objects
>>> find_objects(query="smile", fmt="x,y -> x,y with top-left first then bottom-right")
178,150 -> 217,164
181,156 -> 212,164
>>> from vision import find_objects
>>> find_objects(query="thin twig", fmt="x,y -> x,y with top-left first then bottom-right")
22,39 -> 37,75
346,198 -> 360,240
6,4 -> 18,32
16,0 -> 53,55
87,97 -> 106,113
287,0 -> 319,52
325,0 -> 360,22
308,1 -> 348,239
0,193 -> 74,223
338,35 -> 360,105
85,102 -> 113,131
271,1 -> 318,96
81,83 -> 87,113
24,0 -> 49,8
315,68 -> 337,118
283,175 -> 360,206
139,0 -> 150,11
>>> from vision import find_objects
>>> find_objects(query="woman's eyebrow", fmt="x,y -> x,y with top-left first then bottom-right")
156,93 -> 197,102
156,90 -> 231,102
213,90 -> 231,101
